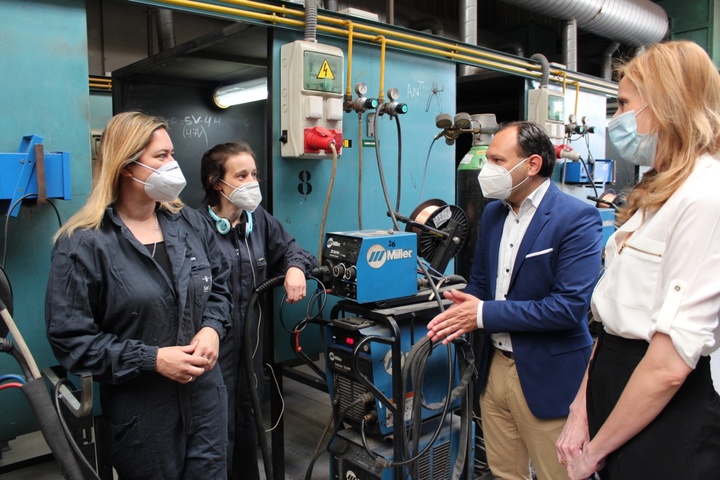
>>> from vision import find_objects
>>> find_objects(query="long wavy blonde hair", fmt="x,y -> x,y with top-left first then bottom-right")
54,111 -> 183,241
617,40 -> 720,224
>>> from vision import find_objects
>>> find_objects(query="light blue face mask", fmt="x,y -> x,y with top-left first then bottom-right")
607,107 -> 658,167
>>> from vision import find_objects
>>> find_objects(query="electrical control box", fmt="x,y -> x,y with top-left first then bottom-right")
323,230 -> 418,304
527,88 -> 565,144
280,40 -> 344,158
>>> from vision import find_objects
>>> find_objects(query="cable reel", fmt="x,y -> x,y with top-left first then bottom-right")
402,199 -> 469,274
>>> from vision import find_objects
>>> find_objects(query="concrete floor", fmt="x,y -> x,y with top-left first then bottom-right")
0,373 -> 332,480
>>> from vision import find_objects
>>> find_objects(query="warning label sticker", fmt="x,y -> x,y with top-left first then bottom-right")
317,59 -> 335,79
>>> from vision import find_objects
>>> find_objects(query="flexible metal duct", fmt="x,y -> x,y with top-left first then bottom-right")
499,0 -> 668,46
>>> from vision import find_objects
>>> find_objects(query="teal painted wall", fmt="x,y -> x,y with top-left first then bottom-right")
270,30 -> 458,362
656,0 -> 720,69
0,0 -> 91,440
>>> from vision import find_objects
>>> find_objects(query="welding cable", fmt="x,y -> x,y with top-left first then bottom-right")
290,319 -> 327,382
372,103 -> 400,232
0,337 -> 34,381
579,155 -> 600,199
371,105 -> 445,313
357,113 -> 364,229
419,135 -> 439,202
2,193 -> 63,269
0,298 -> 41,379
0,373 -> 26,384
318,143 -> 338,262
306,392 -> 373,480
264,363 -> 285,433
303,408 -> 335,480
243,274 -> 287,480
394,114 -> 403,213
52,377 -> 102,480
20,378 -> 88,479
383,338 -> 475,477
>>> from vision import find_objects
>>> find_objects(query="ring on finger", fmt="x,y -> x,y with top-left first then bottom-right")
188,375 -> 194,382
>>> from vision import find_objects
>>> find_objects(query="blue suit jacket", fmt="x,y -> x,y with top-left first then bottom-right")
466,182 -> 603,419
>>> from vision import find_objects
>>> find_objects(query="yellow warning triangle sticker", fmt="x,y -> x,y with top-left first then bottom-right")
317,59 -> 335,80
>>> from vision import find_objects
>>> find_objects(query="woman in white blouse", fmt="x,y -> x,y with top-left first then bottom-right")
556,40 -> 720,480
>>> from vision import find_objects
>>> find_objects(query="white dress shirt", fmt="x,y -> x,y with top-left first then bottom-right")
476,178 -> 551,352
592,154 -> 720,368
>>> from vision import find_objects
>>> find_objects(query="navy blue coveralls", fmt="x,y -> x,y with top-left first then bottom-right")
46,206 -> 232,479
199,205 -> 316,479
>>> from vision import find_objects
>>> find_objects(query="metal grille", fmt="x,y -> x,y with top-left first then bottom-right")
335,374 -> 370,423
416,439 -> 451,480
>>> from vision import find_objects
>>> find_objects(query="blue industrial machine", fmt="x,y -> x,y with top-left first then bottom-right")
321,209 -> 473,477
322,230 -> 418,304
329,414 -> 471,480
325,314 -> 460,438
0,135 -> 71,217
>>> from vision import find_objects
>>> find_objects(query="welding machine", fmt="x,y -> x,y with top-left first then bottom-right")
329,413 -> 470,480
322,230 -> 418,304
324,312 -> 460,438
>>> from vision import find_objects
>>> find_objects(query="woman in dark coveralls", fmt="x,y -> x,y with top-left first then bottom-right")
199,141 -> 316,479
45,111 -> 232,479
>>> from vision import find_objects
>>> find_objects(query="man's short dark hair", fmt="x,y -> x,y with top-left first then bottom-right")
496,121 -> 556,177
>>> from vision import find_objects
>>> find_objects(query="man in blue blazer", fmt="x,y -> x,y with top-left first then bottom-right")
428,121 -> 602,480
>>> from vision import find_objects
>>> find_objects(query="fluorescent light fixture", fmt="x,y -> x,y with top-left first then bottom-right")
213,77 -> 268,108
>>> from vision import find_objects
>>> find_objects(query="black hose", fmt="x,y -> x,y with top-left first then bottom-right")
20,379 -> 90,480
243,275 -> 286,480
0,338 -> 34,380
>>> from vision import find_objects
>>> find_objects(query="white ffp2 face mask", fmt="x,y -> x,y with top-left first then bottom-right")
132,160 -> 187,202
477,157 -> 530,200
220,180 -> 262,212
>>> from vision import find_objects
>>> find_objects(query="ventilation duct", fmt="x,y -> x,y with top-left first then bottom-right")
154,8 -> 176,51
499,0 -> 668,46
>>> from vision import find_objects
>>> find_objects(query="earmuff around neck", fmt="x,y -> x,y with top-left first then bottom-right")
208,206 -> 231,234
208,206 -> 253,238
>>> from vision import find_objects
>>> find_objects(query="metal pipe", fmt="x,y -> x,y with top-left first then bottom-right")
134,0 -> 618,95
500,0 -> 668,46
563,19 -> 577,71
154,8 -> 176,51
459,0 -> 478,77
602,41 -> 621,80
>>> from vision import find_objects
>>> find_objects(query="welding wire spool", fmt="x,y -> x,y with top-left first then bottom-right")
406,199 -> 469,263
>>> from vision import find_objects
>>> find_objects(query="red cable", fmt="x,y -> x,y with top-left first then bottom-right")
0,382 -> 23,391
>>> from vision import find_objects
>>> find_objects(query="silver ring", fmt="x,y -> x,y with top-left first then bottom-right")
188,375 -> 194,382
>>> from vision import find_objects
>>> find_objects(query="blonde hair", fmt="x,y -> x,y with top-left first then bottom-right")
54,111 -> 183,241
617,40 -> 720,224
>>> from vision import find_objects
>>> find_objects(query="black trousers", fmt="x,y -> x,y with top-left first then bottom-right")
587,332 -> 720,480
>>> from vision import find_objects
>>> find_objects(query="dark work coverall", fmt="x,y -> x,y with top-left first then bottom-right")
46,206 -> 232,479
199,205 -> 316,479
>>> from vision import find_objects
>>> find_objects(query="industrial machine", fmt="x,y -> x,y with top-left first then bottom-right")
325,312 -> 460,438
329,414 -> 470,480
322,230 -> 418,304
321,200 -> 468,305
320,197 -> 473,479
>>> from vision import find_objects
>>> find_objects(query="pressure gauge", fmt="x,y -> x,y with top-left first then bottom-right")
355,82 -> 368,96
387,87 -> 399,101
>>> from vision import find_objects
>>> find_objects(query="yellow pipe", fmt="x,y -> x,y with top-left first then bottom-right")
345,21 -> 354,99
375,36 -> 386,102
150,0 -> 617,96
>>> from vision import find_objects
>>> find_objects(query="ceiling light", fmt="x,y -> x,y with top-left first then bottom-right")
213,78 -> 268,108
